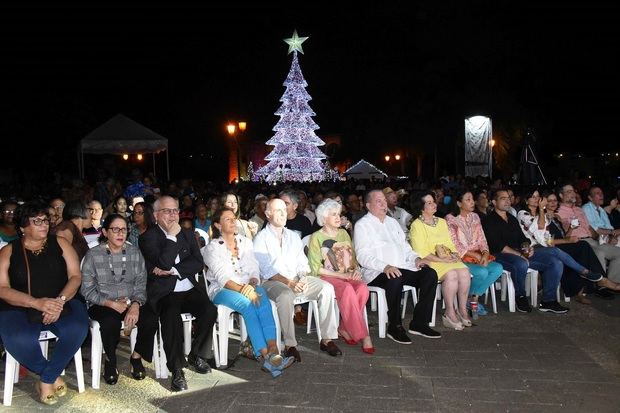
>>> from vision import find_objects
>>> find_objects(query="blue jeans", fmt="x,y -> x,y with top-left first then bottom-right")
213,286 -> 276,357
0,299 -> 88,384
465,261 -> 504,296
528,248 -> 564,302
494,253 -> 529,298
536,246 -> 586,274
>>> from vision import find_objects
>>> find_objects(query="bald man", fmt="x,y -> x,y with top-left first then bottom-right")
253,199 -> 340,362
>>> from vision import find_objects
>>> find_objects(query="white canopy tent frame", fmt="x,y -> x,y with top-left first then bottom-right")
78,114 -> 170,180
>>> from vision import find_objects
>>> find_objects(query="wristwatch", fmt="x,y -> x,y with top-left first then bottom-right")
58,295 -> 66,302
125,298 -> 132,307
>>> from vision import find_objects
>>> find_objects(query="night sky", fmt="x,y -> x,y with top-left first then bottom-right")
1,3 -> 619,181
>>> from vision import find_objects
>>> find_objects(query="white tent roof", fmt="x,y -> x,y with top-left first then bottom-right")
343,159 -> 387,179
80,114 -> 168,154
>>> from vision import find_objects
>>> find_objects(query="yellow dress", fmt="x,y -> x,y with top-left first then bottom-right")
409,217 -> 466,279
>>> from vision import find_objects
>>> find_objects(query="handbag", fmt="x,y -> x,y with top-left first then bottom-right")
462,251 -> 496,264
22,241 -> 71,324
435,244 -> 452,259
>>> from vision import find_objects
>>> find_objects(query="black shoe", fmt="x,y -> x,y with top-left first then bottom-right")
580,271 -> 603,282
170,368 -> 188,392
408,323 -> 442,339
284,346 -> 301,363
538,301 -> 569,314
386,325 -> 412,345
594,287 -> 615,300
187,353 -> 211,374
103,360 -> 118,385
129,357 -> 146,380
516,296 -> 532,313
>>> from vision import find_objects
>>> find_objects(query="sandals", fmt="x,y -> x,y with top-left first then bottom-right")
35,382 -> 58,405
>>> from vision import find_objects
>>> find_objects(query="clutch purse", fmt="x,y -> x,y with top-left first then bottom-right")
462,251 -> 496,264
435,244 -> 452,259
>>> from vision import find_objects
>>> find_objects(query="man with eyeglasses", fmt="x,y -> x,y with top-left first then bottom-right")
134,196 -> 217,391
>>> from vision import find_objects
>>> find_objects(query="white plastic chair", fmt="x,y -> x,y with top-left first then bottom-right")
89,319 -> 146,389
3,330 -> 85,406
153,313 -> 196,379
499,270 -> 517,312
214,302 -> 281,368
368,285 -> 419,337
296,297 -> 322,342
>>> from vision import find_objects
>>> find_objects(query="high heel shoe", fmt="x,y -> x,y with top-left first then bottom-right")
103,360 -> 119,385
54,379 -> 67,397
338,330 -> 358,345
35,382 -> 58,405
362,346 -> 375,354
458,313 -> 472,327
130,357 -> 146,380
442,315 -> 464,330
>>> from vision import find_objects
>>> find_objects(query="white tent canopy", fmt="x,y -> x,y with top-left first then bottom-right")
343,159 -> 387,180
78,114 -> 169,180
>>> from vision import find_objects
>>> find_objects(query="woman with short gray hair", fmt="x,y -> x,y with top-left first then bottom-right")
308,199 -> 374,354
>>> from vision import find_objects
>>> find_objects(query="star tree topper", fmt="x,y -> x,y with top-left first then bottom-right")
284,30 -> 309,54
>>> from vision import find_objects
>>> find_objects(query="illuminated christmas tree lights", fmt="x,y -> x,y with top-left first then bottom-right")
255,31 -> 328,182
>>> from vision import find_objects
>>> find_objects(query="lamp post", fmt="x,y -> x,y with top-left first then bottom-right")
226,121 -> 247,183
489,138 -> 496,179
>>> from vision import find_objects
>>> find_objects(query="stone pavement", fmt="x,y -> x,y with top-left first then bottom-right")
1,293 -> 619,412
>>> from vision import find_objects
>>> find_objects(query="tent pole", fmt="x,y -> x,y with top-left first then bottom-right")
166,150 -> 170,181
152,153 -> 157,178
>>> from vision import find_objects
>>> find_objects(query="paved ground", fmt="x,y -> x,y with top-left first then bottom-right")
2,292 -> 619,412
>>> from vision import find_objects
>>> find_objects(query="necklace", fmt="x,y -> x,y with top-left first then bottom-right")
106,243 -> 127,278
419,215 -> 438,227
26,238 -> 48,256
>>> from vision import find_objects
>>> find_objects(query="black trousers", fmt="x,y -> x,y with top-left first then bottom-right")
88,305 -> 131,366
368,267 -> 438,328
134,288 -> 217,371
557,240 -> 605,296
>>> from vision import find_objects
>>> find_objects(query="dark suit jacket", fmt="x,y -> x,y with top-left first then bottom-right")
139,226 -> 205,312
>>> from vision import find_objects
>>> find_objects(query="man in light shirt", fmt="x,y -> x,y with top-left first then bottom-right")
383,187 -> 413,235
558,184 -> 620,284
254,199 -> 340,362
354,190 -> 440,344
136,196 -> 217,391
582,186 -> 620,245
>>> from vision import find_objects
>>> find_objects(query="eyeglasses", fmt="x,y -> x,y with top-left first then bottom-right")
30,218 -> 50,226
52,204 -> 65,210
108,227 -> 128,234
157,208 -> 180,215
3,210 -> 15,214
88,208 -> 103,213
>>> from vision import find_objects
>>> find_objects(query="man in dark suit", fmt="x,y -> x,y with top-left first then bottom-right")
133,195 -> 217,391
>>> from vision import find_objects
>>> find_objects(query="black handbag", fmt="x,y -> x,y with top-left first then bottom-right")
22,241 -> 71,324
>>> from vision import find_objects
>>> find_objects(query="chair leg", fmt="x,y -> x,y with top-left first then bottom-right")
3,352 -> 17,406
271,301 -> 282,353
401,290 -> 409,320
90,323 -> 102,389
490,284 -> 498,314
313,301 -> 321,342
158,328 -> 168,379
211,327 -> 220,367
507,274 -> 516,313
183,320 -> 192,356
377,290 -> 387,338
217,308 -> 231,368
73,348 -> 85,393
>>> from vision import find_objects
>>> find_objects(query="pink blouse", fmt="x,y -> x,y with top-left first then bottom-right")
445,212 -> 490,257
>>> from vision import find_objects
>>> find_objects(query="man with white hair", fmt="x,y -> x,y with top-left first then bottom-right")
253,198 -> 340,362
354,190 -> 440,344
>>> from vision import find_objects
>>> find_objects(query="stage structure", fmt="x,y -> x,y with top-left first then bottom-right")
464,116 -> 492,178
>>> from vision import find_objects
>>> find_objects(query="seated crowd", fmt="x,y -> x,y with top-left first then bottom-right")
1,175 -> 620,406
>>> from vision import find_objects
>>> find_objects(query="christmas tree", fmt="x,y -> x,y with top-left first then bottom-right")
255,30 -> 327,182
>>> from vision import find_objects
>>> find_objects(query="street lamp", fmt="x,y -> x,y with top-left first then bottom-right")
226,121 -> 247,182
489,138 -> 496,179
395,154 -> 401,161
384,155 -> 390,162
